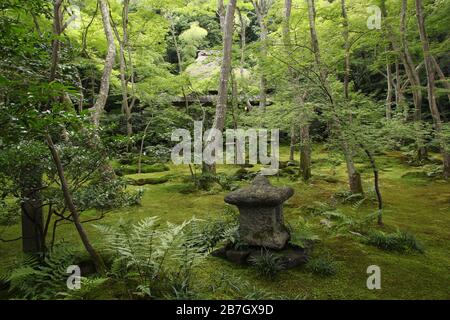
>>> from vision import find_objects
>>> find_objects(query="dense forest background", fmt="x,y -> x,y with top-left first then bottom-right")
0,0 -> 449,300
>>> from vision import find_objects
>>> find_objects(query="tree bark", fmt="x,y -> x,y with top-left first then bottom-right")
111,0 -> 133,138
203,0 -> 237,174
386,62 -> 393,119
431,55 -> 450,103
252,0 -> 270,110
362,147 -> 383,226
91,0 -> 116,128
299,123 -> 312,181
341,0 -> 350,100
237,8 -> 246,79
19,169 -> 44,255
289,125 -> 296,161
283,0 -> 312,181
217,0 -> 225,33
46,135 -> 106,273
415,0 -> 450,178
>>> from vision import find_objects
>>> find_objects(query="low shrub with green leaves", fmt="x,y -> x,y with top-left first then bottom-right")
305,254 -> 338,276
249,250 -> 285,279
364,230 -> 424,253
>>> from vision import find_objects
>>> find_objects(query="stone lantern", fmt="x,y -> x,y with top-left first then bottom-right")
224,175 -> 294,250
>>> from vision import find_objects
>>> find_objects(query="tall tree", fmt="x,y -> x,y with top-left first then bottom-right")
203,0 -> 237,174
91,0 -> 116,128
283,0 -> 311,180
251,0 -> 273,110
306,0 -> 363,194
111,0 -> 134,138
415,0 -> 450,178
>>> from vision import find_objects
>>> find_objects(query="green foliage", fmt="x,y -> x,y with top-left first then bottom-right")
4,244 -> 80,299
305,254 -> 338,277
249,249 -> 285,279
289,216 -> 320,249
95,217 -> 206,298
364,230 -> 424,253
186,206 -> 239,251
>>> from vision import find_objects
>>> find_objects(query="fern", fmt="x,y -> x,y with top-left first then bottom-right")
5,244 -> 79,299
95,217 -> 207,298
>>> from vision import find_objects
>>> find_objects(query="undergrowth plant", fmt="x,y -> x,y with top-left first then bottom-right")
364,230 -> 424,253
249,249 -> 285,279
95,217 -> 207,299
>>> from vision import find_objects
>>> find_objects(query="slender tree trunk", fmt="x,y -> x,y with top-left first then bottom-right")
49,0 -> 63,81
46,135 -> 106,273
415,0 -> 450,178
394,59 -> 406,117
217,0 -> 225,33
386,62 -> 393,119
341,0 -> 350,100
362,147 -> 383,225
91,0 -> 116,128
203,0 -> 237,174
400,0 -> 428,160
252,0 -> 270,110
289,125 -> 296,161
300,124 -> 312,181
431,56 -> 450,103
400,0 -> 422,122
112,0 -> 132,138
283,0 -> 312,181
19,170 -> 44,255
237,8 -> 246,79
307,0 -> 362,193
19,0 -> 64,255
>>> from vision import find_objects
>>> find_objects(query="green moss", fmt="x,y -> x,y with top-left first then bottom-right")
1,148 -> 449,299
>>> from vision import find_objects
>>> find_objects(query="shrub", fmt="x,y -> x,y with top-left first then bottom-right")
249,249 -> 285,279
305,254 -> 337,276
364,230 -> 424,253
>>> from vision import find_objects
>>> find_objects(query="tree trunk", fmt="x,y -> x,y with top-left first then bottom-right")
46,135 -> 106,273
19,169 -> 44,255
415,0 -> 450,178
283,0 -> 312,181
237,8 -> 246,79
112,0 -> 133,138
299,125 -> 312,181
362,147 -> 383,226
289,125 -> 296,161
91,0 -> 116,128
252,0 -> 270,110
400,0 -> 422,122
203,0 -> 237,174
386,62 -> 393,119
431,55 -> 450,103
217,0 -> 225,33
341,0 -> 350,100
307,0 -> 362,193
